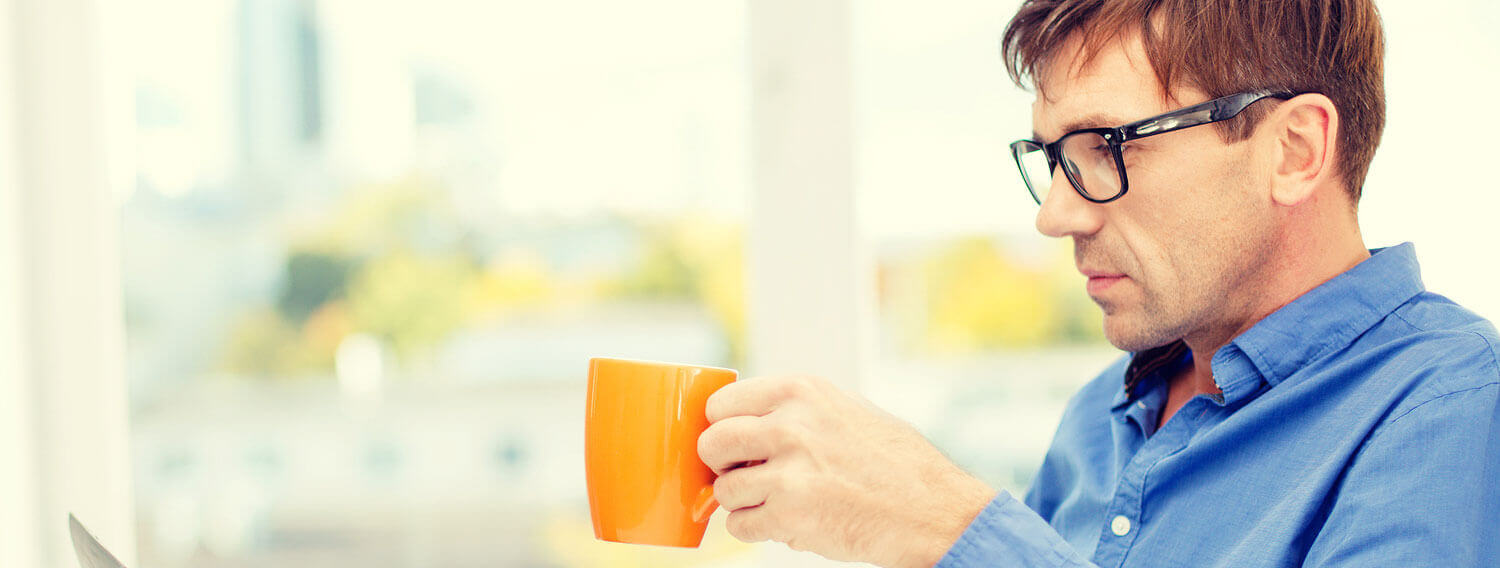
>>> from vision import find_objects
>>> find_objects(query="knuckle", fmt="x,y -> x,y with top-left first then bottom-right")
767,418 -> 808,451
761,467 -> 784,493
794,375 -> 825,395
767,420 -> 796,449
724,419 -> 755,450
777,469 -> 810,498
772,376 -> 812,402
771,472 -> 809,507
770,467 -> 801,494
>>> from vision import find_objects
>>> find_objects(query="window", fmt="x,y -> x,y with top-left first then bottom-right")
126,1 -> 751,565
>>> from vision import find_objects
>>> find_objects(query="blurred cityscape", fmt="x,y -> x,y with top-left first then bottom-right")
123,0 -> 1112,566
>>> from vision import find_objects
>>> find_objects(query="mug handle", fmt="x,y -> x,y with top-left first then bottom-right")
691,485 -> 719,524
694,459 -> 764,523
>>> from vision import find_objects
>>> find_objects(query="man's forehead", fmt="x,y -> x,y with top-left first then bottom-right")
1028,31 -> 1177,141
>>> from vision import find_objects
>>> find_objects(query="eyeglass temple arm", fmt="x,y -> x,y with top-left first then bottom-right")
1118,90 -> 1296,142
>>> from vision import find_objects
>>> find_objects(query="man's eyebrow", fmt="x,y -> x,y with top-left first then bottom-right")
1032,113 -> 1123,143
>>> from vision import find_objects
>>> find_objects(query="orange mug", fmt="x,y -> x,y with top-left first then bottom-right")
585,357 -> 737,547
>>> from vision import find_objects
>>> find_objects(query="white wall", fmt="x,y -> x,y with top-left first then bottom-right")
0,1 -> 44,565
1361,0 -> 1500,323
2,0 -> 138,566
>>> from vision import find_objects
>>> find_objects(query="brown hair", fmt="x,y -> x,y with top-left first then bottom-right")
1002,0 -> 1386,201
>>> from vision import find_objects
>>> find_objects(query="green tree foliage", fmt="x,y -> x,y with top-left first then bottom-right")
277,251 -> 353,324
218,177 -> 750,378
218,307 -> 335,378
344,251 -> 480,359
609,219 -> 746,366
926,237 -> 1058,351
613,225 -> 698,299
884,236 -> 1105,355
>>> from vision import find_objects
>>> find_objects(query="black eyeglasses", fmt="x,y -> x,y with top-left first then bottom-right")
1010,89 -> 1298,205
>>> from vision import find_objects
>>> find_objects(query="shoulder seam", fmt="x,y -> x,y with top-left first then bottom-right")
1478,330 -> 1500,375
1361,328 -> 1500,447
1377,315 -> 1500,379
1377,381 -> 1499,437
1458,329 -> 1500,384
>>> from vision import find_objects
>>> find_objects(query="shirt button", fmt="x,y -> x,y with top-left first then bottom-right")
1111,515 -> 1132,536
1136,401 -> 1147,410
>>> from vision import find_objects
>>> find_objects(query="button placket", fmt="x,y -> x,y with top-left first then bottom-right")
1097,401 -> 1197,567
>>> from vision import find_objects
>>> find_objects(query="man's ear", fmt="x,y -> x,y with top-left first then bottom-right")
1267,93 -> 1339,207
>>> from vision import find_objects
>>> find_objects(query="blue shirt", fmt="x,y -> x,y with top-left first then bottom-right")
937,244 -> 1500,567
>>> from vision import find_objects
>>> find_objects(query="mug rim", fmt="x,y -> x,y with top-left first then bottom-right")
589,356 -> 737,374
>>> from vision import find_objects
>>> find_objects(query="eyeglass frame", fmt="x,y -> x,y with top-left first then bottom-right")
1010,89 -> 1301,205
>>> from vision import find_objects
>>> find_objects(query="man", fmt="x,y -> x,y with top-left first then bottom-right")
696,0 -> 1500,566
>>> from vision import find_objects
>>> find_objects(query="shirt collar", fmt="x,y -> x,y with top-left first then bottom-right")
1114,243 -> 1427,408
1226,242 -> 1425,391
1121,340 -> 1188,403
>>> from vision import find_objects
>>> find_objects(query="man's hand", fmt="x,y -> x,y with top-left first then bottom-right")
696,375 -> 997,568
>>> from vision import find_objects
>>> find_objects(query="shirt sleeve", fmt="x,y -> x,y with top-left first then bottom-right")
1302,382 -> 1500,566
934,490 -> 1098,568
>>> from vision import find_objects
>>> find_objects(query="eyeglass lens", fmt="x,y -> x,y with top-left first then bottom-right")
1015,132 -> 1124,204
1057,132 -> 1121,201
1015,141 -> 1053,204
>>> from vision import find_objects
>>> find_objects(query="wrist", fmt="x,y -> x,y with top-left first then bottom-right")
894,472 -> 997,568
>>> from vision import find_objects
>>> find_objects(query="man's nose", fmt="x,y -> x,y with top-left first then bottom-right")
1035,168 -> 1106,239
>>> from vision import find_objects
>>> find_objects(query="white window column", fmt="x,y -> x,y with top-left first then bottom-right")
746,0 -> 874,389
747,0 -> 876,566
0,1 -> 42,565
1,0 -> 137,565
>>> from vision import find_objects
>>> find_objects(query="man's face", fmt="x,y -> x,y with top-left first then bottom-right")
1031,34 -> 1279,352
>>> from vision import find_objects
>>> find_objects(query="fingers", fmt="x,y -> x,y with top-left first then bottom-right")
698,415 -> 777,475
721,473 -> 809,546
705,376 -> 821,423
725,503 -> 778,543
712,462 -> 775,511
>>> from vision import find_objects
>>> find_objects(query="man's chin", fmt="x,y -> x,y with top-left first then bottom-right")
1101,314 -> 1179,353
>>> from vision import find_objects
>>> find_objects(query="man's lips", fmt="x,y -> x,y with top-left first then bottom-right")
1081,269 -> 1127,295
